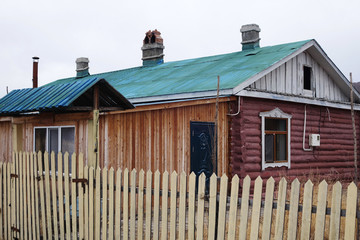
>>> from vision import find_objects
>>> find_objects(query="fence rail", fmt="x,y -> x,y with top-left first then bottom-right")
0,151 -> 359,239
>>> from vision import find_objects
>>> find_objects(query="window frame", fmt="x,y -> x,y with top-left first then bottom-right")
259,108 -> 292,170
33,125 -> 75,154
302,65 -> 314,97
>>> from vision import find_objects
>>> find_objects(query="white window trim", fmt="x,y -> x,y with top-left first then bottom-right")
33,125 -> 75,153
259,108 -> 292,170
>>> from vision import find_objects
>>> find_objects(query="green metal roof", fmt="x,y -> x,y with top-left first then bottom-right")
0,78 -> 134,115
46,40 -> 312,100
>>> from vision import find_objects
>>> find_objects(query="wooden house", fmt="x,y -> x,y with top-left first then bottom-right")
0,24 -> 359,181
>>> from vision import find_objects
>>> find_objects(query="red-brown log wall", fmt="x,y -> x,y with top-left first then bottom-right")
230,97 -> 360,182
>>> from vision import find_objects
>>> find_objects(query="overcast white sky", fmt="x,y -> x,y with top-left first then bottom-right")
1,0 -> 359,97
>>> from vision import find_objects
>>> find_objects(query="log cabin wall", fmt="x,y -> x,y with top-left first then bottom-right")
230,96 -> 360,182
99,99 -> 231,175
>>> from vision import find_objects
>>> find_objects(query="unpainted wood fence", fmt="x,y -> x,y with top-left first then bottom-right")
0,151 -> 359,239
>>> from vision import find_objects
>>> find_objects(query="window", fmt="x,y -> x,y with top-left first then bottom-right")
259,108 -> 292,170
303,66 -> 312,90
34,126 -> 75,171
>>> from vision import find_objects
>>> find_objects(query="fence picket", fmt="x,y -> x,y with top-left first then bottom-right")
64,153 -> 71,240
227,175 -> 239,240
71,153 -> 77,240
101,168 -> 108,240
123,168 -> 129,240
178,172 -> 187,240
84,165 -> 89,240
196,173 -> 206,240
94,167 -> 101,240
37,152 -> 47,239
300,180 -> 314,240
10,156 -> 18,238
239,175 -> 251,240
262,177 -> 275,240
169,171 -> 178,240
145,169 -> 152,240
44,152 -> 52,239
160,171 -> 169,240
137,170 -> 145,240
329,181 -> 342,240
51,152 -> 59,239
114,168 -> 122,239
88,167 -> 95,240
57,153 -> 65,240
130,169 -> 137,239
217,174 -> 228,240
344,182 -> 357,239
32,153 -> 40,240
187,172 -> 196,240
250,176 -> 263,240
6,160 -> 14,239
26,153 -> 32,240
287,179 -> 300,240
274,178 -> 288,240
15,153 -> 20,240
108,168 -> 115,240
78,153 -> 85,240
4,163 -> 8,240
314,180 -> 328,240
19,152 -> 24,240
153,170 -> 161,240
208,173 -> 218,240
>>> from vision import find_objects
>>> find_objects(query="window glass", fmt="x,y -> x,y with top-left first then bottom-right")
276,134 -> 286,161
265,119 -> 286,131
48,128 -> 59,154
265,134 -> 274,163
304,66 -> 312,90
35,128 -> 46,153
61,127 -> 75,156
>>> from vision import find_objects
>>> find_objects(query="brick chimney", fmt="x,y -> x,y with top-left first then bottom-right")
240,24 -> 261,51
76,57 -> 90,78
141,29 -> 164,66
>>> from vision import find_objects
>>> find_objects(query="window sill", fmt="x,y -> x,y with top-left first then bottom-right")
262,161 -> 290,171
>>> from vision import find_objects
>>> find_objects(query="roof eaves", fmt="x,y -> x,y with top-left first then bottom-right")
129,88 -> 233,104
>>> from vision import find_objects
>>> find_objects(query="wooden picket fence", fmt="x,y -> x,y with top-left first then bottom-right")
0,151 -> 359,239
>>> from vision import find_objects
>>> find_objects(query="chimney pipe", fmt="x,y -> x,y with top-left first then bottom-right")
32,56 -> 39,88
76,57 -> 90,78
240,24 -> 261,51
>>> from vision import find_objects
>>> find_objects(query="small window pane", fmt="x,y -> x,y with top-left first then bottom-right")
276,134 -> 286,161
35,128 -> 46,153
265,119 -> 286,131
48,128 -> 59,154
61,127 -> 75,155
265,134 -> 274,163
304,66 -> 312,90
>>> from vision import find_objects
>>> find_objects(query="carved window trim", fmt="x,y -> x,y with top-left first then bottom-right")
259,108 -> 292,170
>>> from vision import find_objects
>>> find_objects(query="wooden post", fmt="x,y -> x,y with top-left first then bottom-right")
350,73 -> 358,185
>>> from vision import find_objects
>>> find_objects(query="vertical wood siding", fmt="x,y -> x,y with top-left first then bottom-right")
250,52 -> 348,102
99,101 -> 229,175
0,121 -> 11,162
230,97 -> 360,181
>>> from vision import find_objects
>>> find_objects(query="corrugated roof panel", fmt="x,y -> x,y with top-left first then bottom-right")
44,40 -> 311,100
0,78 -> 100,115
